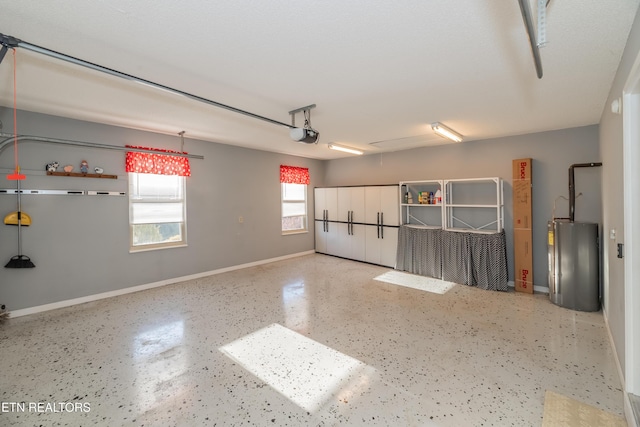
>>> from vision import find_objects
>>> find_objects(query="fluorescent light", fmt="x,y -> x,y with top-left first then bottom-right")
328,143 -> 363,155
431,122 -> 463,143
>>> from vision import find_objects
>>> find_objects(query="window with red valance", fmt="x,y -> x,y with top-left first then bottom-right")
280,165 -> 310,185
125,146 -> 191,177
126,146 -> 189,251
280,165 -> 309,234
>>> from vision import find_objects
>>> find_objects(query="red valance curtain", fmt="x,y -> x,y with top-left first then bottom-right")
280,165 -> 310,184
125,146 -> 191,176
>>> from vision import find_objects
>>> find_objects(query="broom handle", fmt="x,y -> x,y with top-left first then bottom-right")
16,179 -> 22,256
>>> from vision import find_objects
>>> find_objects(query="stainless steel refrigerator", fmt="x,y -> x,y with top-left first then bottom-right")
547,220 -> 600,311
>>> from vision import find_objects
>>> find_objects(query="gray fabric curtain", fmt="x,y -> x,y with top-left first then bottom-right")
442,231 -> 473,286
396,226 -> 442,278
468,231 -> 508,291
396,225 -> 508,291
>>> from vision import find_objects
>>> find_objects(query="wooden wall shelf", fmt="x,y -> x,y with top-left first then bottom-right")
47,171 -> 117,179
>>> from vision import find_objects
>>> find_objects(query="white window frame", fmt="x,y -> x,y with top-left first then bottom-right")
281,182 -> 308,235
128,172 -> 187,252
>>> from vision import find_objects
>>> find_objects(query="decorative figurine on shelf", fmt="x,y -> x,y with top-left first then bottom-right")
63,165 -> 74,173
46,161 -> 59,172
94,167 -> 104,174
80,160 -> 89,174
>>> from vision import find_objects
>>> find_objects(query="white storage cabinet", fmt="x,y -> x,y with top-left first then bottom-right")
314,185 -> 399,267
364,186 -> 399,266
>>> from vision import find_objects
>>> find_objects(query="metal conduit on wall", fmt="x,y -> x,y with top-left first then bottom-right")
0,133 -> 204,160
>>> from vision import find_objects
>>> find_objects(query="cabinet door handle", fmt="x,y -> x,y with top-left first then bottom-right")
380,212 -> 384,238
377,212 -> 380,238
350,211 -> 353,235
347,211 -> 350,235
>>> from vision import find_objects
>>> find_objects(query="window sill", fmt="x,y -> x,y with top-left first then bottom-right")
129,243 -> 188,253
282,230 -> 309,236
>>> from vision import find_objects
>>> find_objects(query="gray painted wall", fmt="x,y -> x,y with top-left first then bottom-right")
599,5 -> 640,376
322,126 -> 603,288
0,113 -> 605,322
0,108 -> 323,310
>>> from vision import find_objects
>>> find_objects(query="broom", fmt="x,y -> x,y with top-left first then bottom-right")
5,177 -> 35,268
5,48 -> 35,268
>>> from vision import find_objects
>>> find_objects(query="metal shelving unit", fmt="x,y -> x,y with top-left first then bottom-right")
399,177 -> 503,233
444,177 -> 504,233
399,180 -> 444,228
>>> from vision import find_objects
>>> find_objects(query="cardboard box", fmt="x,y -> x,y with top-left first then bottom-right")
513,180 -> 532,229
513,158 -> 533,293
514,228 -> 534,293
512,158 -> 532,180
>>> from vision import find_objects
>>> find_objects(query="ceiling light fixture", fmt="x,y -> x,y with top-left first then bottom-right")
328,143 -> 363,155
431,122 -> 463,143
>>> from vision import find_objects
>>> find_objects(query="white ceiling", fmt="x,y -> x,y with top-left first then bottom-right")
0,1 -> 638,159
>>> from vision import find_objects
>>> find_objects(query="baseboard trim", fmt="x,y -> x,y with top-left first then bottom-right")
506,280 -> 549,294
604,307 -> 627,395
9,250 -> 316,318
602,308 -> 635,426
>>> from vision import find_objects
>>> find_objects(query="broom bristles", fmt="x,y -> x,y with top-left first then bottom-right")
5,255 -> 35,268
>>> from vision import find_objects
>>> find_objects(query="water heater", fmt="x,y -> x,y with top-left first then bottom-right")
547,219 -> 600,311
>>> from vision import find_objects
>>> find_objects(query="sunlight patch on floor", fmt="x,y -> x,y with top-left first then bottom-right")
219,323 -> 375,413
542,390 -> 626,427
374,271 -> 457,294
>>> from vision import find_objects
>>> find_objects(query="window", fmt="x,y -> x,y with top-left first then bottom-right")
126,146 -> 190,251
129,173 -> 187,251
280,165 -> 309,234
282,183 -> 307,233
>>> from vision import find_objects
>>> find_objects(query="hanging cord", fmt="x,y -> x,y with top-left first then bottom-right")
6,48 -> 25,180
12,48 -> 18,175
552,193 -> 581,219
303,109 -> 311,130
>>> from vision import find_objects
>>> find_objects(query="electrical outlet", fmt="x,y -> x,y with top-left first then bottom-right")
618,243 -> 624,259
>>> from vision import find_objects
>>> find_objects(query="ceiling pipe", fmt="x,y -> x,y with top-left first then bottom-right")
0,33 -> 294,130
517,0 -> 544,79
0,134 -> 204,160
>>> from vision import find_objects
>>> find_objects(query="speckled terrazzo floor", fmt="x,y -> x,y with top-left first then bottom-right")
0,254 -> 624,426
